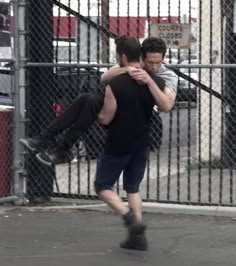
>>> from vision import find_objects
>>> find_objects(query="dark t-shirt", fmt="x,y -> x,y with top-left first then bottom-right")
104,73 -> 165,154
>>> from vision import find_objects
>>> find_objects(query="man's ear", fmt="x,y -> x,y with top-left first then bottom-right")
121,54 -> 128,64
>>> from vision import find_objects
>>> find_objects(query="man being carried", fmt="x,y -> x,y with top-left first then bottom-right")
20,37 -> 177,166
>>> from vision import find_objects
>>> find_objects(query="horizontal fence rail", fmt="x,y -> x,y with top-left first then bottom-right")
25,63 -> 236,69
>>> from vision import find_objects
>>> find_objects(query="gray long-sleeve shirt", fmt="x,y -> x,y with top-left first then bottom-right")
157,64 -> 178,96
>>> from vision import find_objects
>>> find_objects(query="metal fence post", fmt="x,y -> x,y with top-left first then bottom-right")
27,0 -> 55,202
223,0 -> 236,167
101,0 -> 109,63
12,0 -> 27,203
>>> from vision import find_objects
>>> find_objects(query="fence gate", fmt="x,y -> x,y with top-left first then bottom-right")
1,0 -> 236,207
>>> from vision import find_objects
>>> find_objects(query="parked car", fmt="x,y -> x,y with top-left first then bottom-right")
0,94 -> 12,106
164,50 -> 178,65
176,60 -> 198,102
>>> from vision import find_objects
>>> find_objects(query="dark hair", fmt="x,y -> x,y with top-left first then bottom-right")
141,37 -> 167,59
115,35 -> 141,62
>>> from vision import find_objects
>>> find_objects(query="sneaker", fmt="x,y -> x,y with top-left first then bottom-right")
120,223 -> 148,251
19,136 -> 49,152
36,148 -> 74,167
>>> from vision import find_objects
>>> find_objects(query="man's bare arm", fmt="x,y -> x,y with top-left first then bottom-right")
129,69 -> 175,112
147,78 -> 175,112
102,65 -> 175,112
97,85 -> 117,125
101,64 -> 137,82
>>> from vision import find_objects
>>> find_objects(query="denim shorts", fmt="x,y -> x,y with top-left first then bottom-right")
94,148 -> 149,194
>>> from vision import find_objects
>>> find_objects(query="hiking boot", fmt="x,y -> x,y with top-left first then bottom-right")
19,136 -> 50,152
36,148 -> 74,167
120,223 -> 148,251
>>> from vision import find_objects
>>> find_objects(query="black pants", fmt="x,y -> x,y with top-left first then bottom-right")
42,93 -> 104,149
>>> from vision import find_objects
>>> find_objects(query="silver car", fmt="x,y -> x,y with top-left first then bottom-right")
177,59 -> 198,102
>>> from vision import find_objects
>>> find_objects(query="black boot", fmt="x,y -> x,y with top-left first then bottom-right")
121,210 -> 148,251
120,222 -> 148,251
122,209 -> 136,227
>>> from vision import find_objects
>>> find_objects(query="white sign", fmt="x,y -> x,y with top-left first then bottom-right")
150,23 -> 191,49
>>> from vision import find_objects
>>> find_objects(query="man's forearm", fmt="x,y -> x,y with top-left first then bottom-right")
147,79 -> 175,112
101,65 -> 128,82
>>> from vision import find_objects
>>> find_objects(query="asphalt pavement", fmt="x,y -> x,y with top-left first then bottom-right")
0,205 -> 236,266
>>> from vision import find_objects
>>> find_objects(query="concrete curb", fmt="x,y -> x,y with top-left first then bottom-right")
2,202 -> 236,218
76,202 -> 236,218
142,202 -> 236,218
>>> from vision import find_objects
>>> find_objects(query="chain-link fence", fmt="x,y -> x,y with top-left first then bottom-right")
1,0 -> 236,206
0,0 -> 15,203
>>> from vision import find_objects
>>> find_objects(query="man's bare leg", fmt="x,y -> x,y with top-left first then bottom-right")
99,190 -> 143,221
99,189 -> 129,215
99,189 -> 147,250
127,192 -> 142,222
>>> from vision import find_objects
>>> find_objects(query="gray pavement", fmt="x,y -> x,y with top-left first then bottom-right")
0,206 -> 236,266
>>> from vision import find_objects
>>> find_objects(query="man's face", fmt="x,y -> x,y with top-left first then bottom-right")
142,52 -> 163,73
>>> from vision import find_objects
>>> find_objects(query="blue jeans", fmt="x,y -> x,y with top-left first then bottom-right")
94,148 -> 149,194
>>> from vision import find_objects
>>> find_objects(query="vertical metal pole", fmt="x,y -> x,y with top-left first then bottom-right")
224,0 -> 236,168
101,0 -> 109,63
208,0 -> 213,203
27,0 -> 54,201
96,0 -> 101,63
12,0 -> 27,201
219,0 -> 225,205
176,0 -> 181,203
167,0 -> 173,202
198,0 -> 203,203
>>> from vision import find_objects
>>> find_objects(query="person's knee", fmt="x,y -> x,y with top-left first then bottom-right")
88,95 -> 104,112
94,180 -> 101,195
94,180 -> 111,195
124,184 -> 140,194
123,179 -> 140,193
75,93 -> 91,104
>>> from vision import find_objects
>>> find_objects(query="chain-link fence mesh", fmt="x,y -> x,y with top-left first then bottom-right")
0,0 -> 13,201
0,61 -> 13,200
2,0 -> 236,206
0,107 -> 12,198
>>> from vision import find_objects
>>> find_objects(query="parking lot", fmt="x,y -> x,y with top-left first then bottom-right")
0,207 -> 236,266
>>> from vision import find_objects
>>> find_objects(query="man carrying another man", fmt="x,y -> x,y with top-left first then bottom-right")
94,36 -> 176,251
20,36 -> 177,251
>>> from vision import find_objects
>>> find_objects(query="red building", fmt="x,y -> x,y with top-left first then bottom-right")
53,16 -> 197,39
